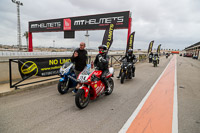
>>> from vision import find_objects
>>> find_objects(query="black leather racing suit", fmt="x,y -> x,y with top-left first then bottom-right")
94,53 -> 110,90
118,54 -> 137,77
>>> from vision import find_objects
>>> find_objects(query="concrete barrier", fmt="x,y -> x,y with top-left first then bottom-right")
0,52 -> 147,84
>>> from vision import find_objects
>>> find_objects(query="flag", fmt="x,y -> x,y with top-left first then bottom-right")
126,32 -> 135,53
102,20 -> 116,51
157,44 -> 161,53
147,40 -> 154,54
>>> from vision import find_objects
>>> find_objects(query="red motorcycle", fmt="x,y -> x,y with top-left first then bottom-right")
75,66 -> 114,109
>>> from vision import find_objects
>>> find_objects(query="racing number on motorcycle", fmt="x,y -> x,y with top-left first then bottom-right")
79,75 -> 87,81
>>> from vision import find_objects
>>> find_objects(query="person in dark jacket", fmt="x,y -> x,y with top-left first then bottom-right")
117,49 -> 137,78
94,45 -> 110,91
71,42 -> 88,93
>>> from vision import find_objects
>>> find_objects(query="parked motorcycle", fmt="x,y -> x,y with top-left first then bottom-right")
119,58 -> 133,84
152,56 -> 158,67
73,66 -> 114,109
57,62 -> 77,94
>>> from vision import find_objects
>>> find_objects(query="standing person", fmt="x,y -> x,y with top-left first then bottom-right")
71,42 -> 88,93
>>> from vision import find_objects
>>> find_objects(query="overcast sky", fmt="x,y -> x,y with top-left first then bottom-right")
0,0 -> 200,51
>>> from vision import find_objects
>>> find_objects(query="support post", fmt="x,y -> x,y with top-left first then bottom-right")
127,17 -> 132,45
28,32 -> 33,52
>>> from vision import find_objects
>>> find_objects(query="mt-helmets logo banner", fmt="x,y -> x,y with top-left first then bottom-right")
63,19 -> 71,30
29,19 -> 63,32
126,32 -> 135,53
71,11 -> 129,30
102,20 -> 116,51
29,11 -> 129,32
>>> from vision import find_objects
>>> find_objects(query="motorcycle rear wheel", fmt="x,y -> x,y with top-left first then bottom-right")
75,89 -> 90,109
105,78 -> 114,95
153,62 -> 156,67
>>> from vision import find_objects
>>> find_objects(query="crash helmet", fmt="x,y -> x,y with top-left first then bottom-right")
98,45 -> 107,54
155,52 -> 158,56
127,49 -> 133,56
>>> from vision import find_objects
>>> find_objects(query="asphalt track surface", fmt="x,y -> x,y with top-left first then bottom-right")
0,55 -> 199,133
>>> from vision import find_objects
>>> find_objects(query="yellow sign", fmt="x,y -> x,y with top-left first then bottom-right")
21,61 -> 38,75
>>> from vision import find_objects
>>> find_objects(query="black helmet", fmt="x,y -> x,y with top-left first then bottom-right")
127,49 -> 133,55
98,45 -> 107,54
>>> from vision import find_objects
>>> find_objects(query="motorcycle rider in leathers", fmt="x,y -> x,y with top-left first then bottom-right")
94,45 -> 110,91
117,49 -> 137,78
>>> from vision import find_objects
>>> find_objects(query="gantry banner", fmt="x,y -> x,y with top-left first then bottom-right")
29,11 -> 130,32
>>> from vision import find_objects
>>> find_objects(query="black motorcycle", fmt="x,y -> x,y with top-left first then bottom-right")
119,59 -> 133,84
152,56 -> 158,67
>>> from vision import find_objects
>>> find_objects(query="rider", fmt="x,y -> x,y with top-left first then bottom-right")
153,52 -> 159,64
117,49 -> 137,78
94,45 -> 110,91
149,52 -> 153,62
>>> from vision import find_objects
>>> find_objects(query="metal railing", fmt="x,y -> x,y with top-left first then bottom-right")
9,54 -> 147,89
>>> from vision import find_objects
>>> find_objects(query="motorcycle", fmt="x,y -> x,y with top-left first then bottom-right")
57,62 -> 77,94
149,54 -> 153,63
152,56 -> 158,67
73,65 -> 114,109
166,54 -> 168,59
119,58 -> 134,84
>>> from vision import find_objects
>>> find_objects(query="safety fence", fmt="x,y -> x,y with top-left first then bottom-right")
8,54 -> 147,89
0,51 -> 124,57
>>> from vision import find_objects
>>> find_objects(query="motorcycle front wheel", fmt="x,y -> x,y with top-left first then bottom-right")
120,72 -> 125,84
57,80 -> 69,94
75,89 -> 90,109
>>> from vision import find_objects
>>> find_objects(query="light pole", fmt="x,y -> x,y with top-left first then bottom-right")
11,0 -> 23,51
85,31 -> 89,52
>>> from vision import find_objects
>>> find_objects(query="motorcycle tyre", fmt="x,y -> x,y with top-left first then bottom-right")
58,80 -> 69,94
75,89 -> 90,109
121,72 -> 125,84
154,62 -> 156,67
105,78 -> 114,95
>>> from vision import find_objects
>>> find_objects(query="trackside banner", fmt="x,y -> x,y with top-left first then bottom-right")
18,57 -> 71,79
126,32 -> 135,53
147,40 -> 154,54
102,20 -> 116,51
157,44 -> 161,53
29,11 -> 129,32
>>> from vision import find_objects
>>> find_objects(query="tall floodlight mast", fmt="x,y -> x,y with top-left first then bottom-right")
11,0 -> 23,51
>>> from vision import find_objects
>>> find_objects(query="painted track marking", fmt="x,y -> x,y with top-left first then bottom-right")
119,55 -> 178,133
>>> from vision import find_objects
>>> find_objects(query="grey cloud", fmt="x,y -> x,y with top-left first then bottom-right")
0,0 -> 200,50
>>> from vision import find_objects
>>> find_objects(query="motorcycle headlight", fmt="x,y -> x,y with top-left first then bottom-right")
77,79 -> 89,83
